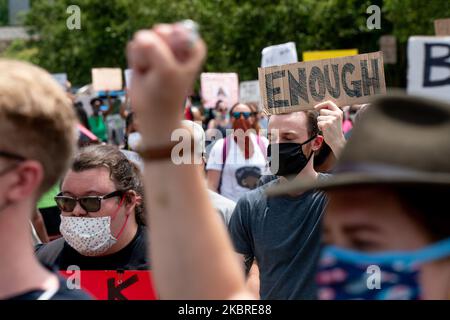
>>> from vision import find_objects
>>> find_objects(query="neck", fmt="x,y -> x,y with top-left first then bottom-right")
103,218 -> 139,256
0,202 -> 58,299
279,159 -> 318,197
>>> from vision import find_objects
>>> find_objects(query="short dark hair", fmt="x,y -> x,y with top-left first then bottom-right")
70,144 -> 146,225
305,110 -> 320,138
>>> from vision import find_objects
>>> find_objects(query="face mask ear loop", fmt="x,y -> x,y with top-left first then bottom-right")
112,194 -> 129,241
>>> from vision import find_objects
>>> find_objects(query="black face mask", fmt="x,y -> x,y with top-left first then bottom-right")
268,135 -> 316,178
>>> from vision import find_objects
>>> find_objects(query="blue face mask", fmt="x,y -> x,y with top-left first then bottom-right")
317,238 -> 450,300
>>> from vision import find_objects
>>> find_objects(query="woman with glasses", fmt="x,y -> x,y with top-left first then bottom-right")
36,144 -> 149,271
206,103 -> 269,202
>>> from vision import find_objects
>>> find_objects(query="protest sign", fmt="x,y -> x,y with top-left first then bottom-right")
201,73 -> 239,109
302,49 -> 358,62
239,80 -> 260,104
261,42 -> 298,67
407,36 -> 450,102
91,68 -> 123,92
59,270 -> 157,300
52,73 -> 68,89
258,51 -> 386,115
124,69 -> 133,89
435,19 -> 450,36
379,35 -> 397,64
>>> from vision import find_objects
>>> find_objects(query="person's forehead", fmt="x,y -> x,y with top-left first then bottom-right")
268,112 -> 308,133
233,104 -> 251,112
62,167 -> 115,194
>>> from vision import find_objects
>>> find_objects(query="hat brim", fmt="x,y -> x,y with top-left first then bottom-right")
266,172 -> 450,197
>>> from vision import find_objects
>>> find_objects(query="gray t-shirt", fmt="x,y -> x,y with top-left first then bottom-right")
208,190 -> 236,226
228,174 -> 329,300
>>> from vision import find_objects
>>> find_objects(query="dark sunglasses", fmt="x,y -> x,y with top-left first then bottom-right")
55,190 -> 125,213
232,112 -> 254,119
0,151 -> 26,161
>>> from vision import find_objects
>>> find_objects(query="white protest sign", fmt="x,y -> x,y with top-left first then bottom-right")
124,69 -> 133,89
200,73 -> 239,109
239,80 -> 260,104
407,36 -> 450,102
52,73 -> 68,89
259,52 -> 386,115
91,68 -> 123,92
261,42 -> 298,68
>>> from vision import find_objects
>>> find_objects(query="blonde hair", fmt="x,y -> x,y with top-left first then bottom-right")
0,59 -> 77,195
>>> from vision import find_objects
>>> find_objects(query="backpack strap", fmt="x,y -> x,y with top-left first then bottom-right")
218,136 -> 231,194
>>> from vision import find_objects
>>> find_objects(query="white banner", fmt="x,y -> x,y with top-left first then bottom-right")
261,42 -> 298,68
407,36 -> 450,102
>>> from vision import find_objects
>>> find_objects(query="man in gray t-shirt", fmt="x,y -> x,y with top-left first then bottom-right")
229,101 -> 346,299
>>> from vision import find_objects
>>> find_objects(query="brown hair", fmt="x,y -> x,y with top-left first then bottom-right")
0,59 -> 77,195
71,145 -> 146,225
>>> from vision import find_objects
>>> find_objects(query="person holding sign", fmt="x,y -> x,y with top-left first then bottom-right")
228,101 -> 346,299
206,103 -> 269,202
36,145 -> 149,273
88,97 -> 108,142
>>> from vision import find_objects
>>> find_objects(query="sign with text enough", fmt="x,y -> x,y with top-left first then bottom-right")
258,52 -> 386,115
302,49 -> 359,62
407,37 -> 450,102
435,19 -> 450,36
201,73 -> 239,109
60,270 -> 157,300
261,42 -> 298,68
91,68 -> 123,92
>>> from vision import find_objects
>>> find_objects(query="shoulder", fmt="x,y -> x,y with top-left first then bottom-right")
36,238 -> 66,265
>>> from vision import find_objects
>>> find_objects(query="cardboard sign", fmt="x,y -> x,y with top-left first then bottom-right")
435,19 -> 450,36
52,73 -> 68,89
379,35 -> 397,64
258,52 -> 386,115
91,68 -> 123,92
201,73 -> 239,109
239,80 -> 260,104
407,36 -> 450,102
261,42 -> 298,67
59,270 -> 157,300
302,49 -> 359,62
124,69 -> 133,89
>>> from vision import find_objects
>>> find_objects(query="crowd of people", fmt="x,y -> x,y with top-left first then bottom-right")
0,21 -> 448,301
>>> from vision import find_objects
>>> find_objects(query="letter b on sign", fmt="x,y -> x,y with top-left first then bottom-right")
424,43 -> 450,87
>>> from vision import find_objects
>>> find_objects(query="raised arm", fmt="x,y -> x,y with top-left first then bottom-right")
314,101 -> 346,158
127,22 -> 252,300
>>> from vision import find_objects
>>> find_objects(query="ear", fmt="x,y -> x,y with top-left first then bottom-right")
7,161 -> 44,202
311,135 -> 324,152
124,191 -> 139,215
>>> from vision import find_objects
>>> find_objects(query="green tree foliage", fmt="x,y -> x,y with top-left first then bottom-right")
4,0 -> 450,87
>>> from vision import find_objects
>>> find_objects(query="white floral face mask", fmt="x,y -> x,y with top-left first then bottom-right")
60,216 -> 118,256
59,196 -> 129,256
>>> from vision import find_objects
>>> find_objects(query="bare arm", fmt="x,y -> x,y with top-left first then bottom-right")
207,169 -> 221,193
128,23 -> 251,300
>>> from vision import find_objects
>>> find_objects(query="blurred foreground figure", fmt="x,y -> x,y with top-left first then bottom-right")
0,59 -> 90,300
268,95 -> 450,300
127,22 -> 252,299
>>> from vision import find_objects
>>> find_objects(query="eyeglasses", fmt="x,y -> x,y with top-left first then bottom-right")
55,190 -> 125,213
0,151 -> 26,161
232,112 -> 254,119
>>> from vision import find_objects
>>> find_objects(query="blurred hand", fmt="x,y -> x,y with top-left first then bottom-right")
127,22 -> 207,146
314,100 -> 346,157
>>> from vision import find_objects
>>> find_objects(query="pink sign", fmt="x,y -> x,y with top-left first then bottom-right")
201,73 -> 239,109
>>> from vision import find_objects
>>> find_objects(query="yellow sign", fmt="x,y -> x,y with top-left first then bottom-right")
302,49 -> 359,62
